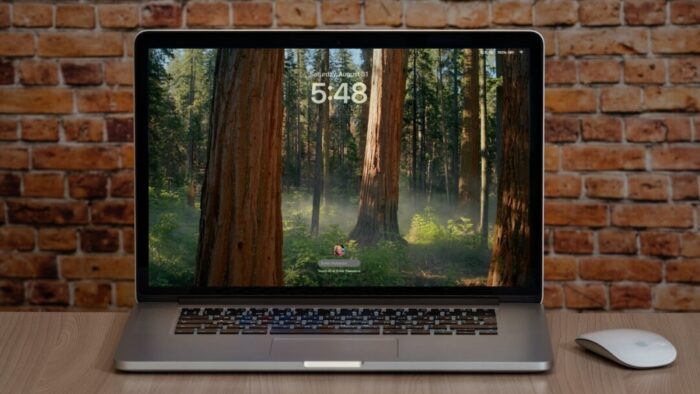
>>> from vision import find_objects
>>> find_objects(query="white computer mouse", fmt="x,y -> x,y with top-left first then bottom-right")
576,329 -> 677,369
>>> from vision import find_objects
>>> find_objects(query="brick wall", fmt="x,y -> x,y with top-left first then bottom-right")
0,0 -> 698,311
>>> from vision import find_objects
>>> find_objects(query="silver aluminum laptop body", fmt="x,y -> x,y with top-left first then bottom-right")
115,30 -> 553,372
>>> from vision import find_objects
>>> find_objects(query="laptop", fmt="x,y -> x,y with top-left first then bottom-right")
114,30 -> 552,371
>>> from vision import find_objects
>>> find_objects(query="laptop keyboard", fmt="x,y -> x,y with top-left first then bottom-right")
175,307 -> 497,336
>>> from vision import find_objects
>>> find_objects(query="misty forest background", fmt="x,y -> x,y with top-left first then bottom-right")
148,48 -> 529,288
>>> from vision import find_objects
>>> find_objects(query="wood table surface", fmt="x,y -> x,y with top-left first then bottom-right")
0,311 -> 698,393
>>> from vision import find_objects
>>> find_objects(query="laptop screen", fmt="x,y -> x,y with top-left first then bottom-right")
147,47 -> 533,289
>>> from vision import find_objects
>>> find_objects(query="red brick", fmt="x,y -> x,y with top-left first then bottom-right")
106,117 -> 133,142
322,0 -> 360,25
651,147 -> 700,170
447,2 -> 489,28
105,61 -> 133,86
628,174 -> 669,200
669,58 -> 700,83
544,144 -> 559,172
579,0 -> 620,26
21,118 -> 58,142
545,88 -> 596,113
277,0 -> 317,27
543,285 -> 563,308
7,201 -> 88,225
534,0 -> 577,26
0,61 -> 13,85
68,174 -> 107,199
81,228 -> 120,253
539,29 -> 556,57
681,233 -> 700,258
644,87 -> 700,112
585,176 -> 624,199
73,282 -> 112,308
0,226 -> 34,251
562,145 -> 645,171
565,284 -> 606,309
61,256 -> 133,280
61,62 -> 102,86
19,61 -> 58,86
99,4 -> 139,29
111,171 -> 134,198
600,86 -> 642,113
559,28 -> 647,56
116,281 -> 135,307
626,117 -> 691,143
76,90 -> 133,113
554,230 -> 593,254
612,204 -> 694,228
544,256 -> 576,281
624,59 -> 665,84
654,285 -> 700,311
0,254 -> 56,278
672,175 -> 699,201
640,232 -> 680,257
27,280 -> 69,305
545,60 -> 577,85
671,0 -> 700,25
578,59 -> 620,83
13,3 -> 52,27
625,0 -> 665,26
92,200 -> 134,225
666,260 -> 700,283
0,280 -> 24,304
0,4 -> 8,28
492,2 -> 532,26
651,28 -> 700,54
599,230 -> 637,254
38,33 -> 123,58
38,228 -> 77,252
0,89 -> 73,114
544,174 -> 581,198
581,116 -> 622,142
610,284 -> 651,309
406,2 -> 447,28
233,2 -> 273,27
121,145 -> 134,169
186,2 -> 229,27
580,257 -> 661,282
0,33 -> 34,57
545,115 -> 579,142
545,202 -> 608,227
0,119 -> 17,141
34,146 -> 120,170
123,228 -> 134,254
63,118 -> 104,142
23,173 -> 64,198
142,3 -> 182,27
0,147 -> 28,170
56,4 -> 95,29
0,172 -> 20,196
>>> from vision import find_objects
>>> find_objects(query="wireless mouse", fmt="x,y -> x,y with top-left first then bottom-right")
576,329 -> 677,369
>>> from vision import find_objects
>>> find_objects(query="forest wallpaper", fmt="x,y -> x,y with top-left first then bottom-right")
147,47 -> 531,288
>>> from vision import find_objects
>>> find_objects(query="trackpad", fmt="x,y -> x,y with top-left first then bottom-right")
270,338 -> 398,360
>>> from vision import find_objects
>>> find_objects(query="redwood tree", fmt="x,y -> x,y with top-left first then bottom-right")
195,49 -> 284,287
458,49 -> 481,222
349,49 -> 408,246
487,50 -> 531,287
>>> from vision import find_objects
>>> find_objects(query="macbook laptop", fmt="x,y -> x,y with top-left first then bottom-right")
114,30 -> 552,371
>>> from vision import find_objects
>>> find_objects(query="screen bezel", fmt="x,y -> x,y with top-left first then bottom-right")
134,30 -> 544,303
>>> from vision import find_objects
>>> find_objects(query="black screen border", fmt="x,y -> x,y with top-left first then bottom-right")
134,30 -> 544,303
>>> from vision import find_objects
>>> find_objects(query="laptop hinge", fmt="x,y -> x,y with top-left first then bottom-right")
177,297 -> 500,306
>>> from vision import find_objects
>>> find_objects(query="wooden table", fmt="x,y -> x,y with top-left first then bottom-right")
0,312 -> 698,393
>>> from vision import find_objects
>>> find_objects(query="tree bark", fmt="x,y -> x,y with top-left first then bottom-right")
487,50 -> 530,287
458,49 -> 481,223
195,49 -> 284,287
310,49 -> 329,237
349,49 -> 408,246
479,50 -> 490,247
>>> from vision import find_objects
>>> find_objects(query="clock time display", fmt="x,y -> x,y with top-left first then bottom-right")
311,82 -> 368,104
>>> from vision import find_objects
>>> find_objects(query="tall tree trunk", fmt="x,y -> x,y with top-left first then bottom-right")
295,49 -> 303,187
349,49 -> 407,246
195,49 -> 284,286
186,52 -> 197,207
358,49 -> 373,187
322,50 -> 331,205
411,49 -> 418,198
495,51 -> 504,187
437,49 -> 450,204
450,49 -> 460,202
487,50 -> 530,287
479,50 -> 490,247
458,49 -> 481,223
310,49 -> 329,237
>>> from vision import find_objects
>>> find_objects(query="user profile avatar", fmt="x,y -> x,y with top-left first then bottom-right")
333,244 -> 346,257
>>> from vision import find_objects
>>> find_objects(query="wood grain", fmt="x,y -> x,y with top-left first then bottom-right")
0,312 -> 698,394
